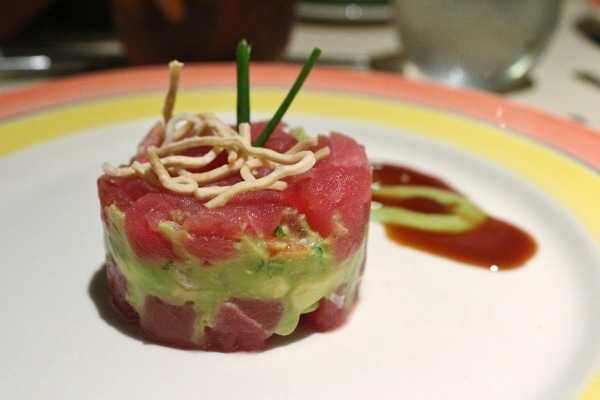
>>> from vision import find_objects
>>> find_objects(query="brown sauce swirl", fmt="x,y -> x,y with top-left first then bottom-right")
372,163 -> 537,270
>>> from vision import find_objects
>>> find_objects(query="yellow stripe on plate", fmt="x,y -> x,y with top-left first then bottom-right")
285,90 -> 600,245
1,87 -> 599,398
2,88 -> 599,247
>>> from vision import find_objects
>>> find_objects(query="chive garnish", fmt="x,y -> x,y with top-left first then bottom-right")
253,47 -> 322,147
236,40 -> 251,128
274,225 -> 285,238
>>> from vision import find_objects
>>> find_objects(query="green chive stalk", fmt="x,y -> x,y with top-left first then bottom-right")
236,40 -> 251,129
253,47 -> 322,147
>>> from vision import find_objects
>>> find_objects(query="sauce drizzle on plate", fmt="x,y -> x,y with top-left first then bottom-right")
372,163 -> 537,270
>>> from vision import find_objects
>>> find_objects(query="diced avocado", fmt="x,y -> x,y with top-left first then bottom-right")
104,204 -> 366,343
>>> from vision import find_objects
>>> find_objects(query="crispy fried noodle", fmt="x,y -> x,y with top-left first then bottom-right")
102,61 -> 330,209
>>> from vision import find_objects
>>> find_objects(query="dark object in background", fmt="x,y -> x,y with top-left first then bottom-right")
2,0 -> 113,43
577,15 -> 600,46
1,0 -> 295,73
0,0 -> 125,75
112,0 -> 296,64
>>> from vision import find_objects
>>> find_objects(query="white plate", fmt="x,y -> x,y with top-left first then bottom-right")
1,64 -> 600,399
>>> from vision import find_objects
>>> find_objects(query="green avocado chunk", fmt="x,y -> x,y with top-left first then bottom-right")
104,204 -> 366,343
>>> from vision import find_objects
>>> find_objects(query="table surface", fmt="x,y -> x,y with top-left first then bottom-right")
1,0 -> 599,132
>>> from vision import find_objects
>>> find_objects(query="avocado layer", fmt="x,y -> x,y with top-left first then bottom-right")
104,204 -> 366,346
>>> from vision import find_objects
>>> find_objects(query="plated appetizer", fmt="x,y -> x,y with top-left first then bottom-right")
97,44 -> 371,351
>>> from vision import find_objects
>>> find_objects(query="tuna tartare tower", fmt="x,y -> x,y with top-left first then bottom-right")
97,60 -> 371,352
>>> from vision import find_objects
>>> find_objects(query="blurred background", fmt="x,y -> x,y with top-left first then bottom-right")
2,0 -> 600,97
0,0 -> 398,76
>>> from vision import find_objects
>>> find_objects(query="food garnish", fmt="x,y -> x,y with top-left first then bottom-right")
236,40 -> 251,128
102,42 -> 325,209
253,46 -> 322,147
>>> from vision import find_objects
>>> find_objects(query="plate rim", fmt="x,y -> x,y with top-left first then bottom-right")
1,63 -> 600,172
1,63 -> 599,399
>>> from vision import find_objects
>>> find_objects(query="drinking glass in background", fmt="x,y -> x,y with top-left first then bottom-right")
393,0 -> 562,92
111,0 -> 296,64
